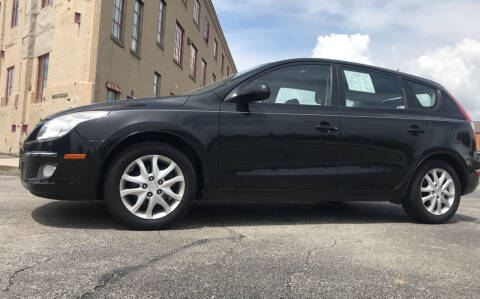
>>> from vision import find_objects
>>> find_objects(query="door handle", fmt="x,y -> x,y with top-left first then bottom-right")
407,125 -> 425,135
316,123 -> 339,132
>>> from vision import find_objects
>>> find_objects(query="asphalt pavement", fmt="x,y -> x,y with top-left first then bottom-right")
1,175 -> 479,298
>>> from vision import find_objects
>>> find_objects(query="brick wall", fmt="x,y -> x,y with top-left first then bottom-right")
476,134 -> 480,151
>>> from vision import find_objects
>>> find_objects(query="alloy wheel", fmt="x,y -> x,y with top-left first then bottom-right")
420,168 -> 455,216
119,155 -> 185,219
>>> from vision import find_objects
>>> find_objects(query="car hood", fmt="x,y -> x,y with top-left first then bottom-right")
43,96 -> 189,120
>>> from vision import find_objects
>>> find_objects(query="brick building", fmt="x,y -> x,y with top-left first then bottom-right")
0,0 -> 236,153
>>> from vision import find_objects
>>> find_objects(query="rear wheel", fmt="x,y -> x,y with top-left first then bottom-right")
403,160 -> 461,224
104,142 -> 197,229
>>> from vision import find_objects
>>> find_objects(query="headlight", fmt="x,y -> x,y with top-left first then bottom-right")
37,111 -> 109,140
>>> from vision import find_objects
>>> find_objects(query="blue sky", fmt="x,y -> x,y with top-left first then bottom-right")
212,0 -> 480,119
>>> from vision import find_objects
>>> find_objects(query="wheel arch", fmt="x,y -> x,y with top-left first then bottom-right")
97,131 -> 208,200
408,150 -> 468,195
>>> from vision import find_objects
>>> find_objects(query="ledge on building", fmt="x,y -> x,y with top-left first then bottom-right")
111,35 -> 125,48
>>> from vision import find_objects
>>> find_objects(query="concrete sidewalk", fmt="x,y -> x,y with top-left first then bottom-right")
0,155 -> 19,175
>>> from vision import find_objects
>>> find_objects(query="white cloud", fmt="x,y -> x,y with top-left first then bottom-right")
404,39 -> 480,119
312,34 -> 373,65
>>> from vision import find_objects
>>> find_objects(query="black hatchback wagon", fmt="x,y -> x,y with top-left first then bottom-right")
21,59 -> 479,229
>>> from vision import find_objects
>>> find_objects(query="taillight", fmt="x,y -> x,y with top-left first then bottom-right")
447,91 -> 475,134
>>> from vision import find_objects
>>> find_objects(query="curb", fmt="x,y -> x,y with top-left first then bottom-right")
0,166 -> 20,176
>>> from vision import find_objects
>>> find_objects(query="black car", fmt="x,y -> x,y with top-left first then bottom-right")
21,59 -> 479,229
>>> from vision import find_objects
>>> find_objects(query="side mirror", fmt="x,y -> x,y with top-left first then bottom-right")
228,81 -> 271,103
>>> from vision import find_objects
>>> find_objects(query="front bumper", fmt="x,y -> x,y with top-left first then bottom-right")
20,129 -> 104,200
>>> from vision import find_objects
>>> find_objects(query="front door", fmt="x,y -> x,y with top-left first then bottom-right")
219,63 -> 342,190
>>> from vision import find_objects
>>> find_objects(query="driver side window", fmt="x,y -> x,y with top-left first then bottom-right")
252,64 -> 333,106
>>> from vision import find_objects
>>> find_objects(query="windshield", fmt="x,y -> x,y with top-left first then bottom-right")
186,64 -> 269,95
187,76 -> 233,95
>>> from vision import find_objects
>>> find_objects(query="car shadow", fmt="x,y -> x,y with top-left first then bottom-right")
31,200 -> 478,230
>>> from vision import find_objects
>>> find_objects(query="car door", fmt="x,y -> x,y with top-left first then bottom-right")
218,63 -> 343,190
335,65 -> 431,190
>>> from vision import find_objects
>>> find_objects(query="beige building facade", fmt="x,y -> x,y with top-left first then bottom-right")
0,0 -> 236,153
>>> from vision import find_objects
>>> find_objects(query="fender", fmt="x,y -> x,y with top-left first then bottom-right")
403,148 -> 469,194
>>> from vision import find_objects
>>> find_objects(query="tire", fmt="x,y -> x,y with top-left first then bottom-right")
403,160 -> 461,224
104,142 -> 197,230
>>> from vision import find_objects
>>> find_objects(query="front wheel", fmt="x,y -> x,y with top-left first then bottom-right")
403,160 -> 461,224
104,142 -> 197,230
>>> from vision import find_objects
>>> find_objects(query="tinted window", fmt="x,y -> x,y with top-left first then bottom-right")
341,68 -> 405,110
407,80 -> 437,108
253,65 -> 332,106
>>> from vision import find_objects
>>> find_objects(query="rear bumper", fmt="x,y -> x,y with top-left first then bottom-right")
463,170 -> 479,195
20,130 -> 104,201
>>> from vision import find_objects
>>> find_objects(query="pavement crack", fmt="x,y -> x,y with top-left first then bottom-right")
285,240 -> 337,298
2,256 -> 53,292
222,226 -> 246,241
79,237 -> 234,299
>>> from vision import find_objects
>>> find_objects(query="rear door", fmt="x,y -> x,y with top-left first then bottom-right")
335,65 -> 431,190
219,63 -> 343,190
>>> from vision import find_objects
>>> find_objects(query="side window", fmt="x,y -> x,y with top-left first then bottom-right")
407,80 -> 437,108
252,65 -> 332,106
341,68 -> 405,110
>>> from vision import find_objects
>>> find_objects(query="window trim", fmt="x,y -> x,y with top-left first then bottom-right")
11,0 -> 19,28
130,0 -> 144,57
156,0 -> 166,48
189,43 -> 198,80
42,0 -> 53,8
173,21 -> 185,66
36,54 -> 50,103
213,39 -> 218,60
5,66 -> 15,106
221,54 -> 225,75
111,0 -> 125,43
203,17 -> 210,42
193,0 -> 201,28
153,72 -> 161,97
106,88 -> 121,102
338,64 -> 408,111
200,59 -> 207,86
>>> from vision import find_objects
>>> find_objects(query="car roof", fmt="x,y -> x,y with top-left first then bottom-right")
262,58 -> 446,91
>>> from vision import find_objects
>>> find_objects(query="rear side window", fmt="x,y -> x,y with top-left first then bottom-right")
341,68 -> 405,110
407,81 -> 437,108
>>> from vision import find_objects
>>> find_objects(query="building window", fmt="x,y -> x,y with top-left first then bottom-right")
5,67 -> 14,106
203,17 -> 210,42
213,39 -> 218,59
193,0 -> 200,26
42,0 -> 53,8
173,22 -> 185,65
227,66 -> 230,76
131,0 -> 143,55
11,0 -> 19,27
212,73 -> 216,83
107,88 -> 120,101
112,0 -> 124,40
36,54 -> 50,103
189,44 -> 198,79
157,0 -> 166,47
221,54 -> 225,74
154,72 -> 161,97
201,59 -> 207,86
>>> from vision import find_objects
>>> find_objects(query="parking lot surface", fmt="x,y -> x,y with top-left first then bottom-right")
1,175 -> 479,298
